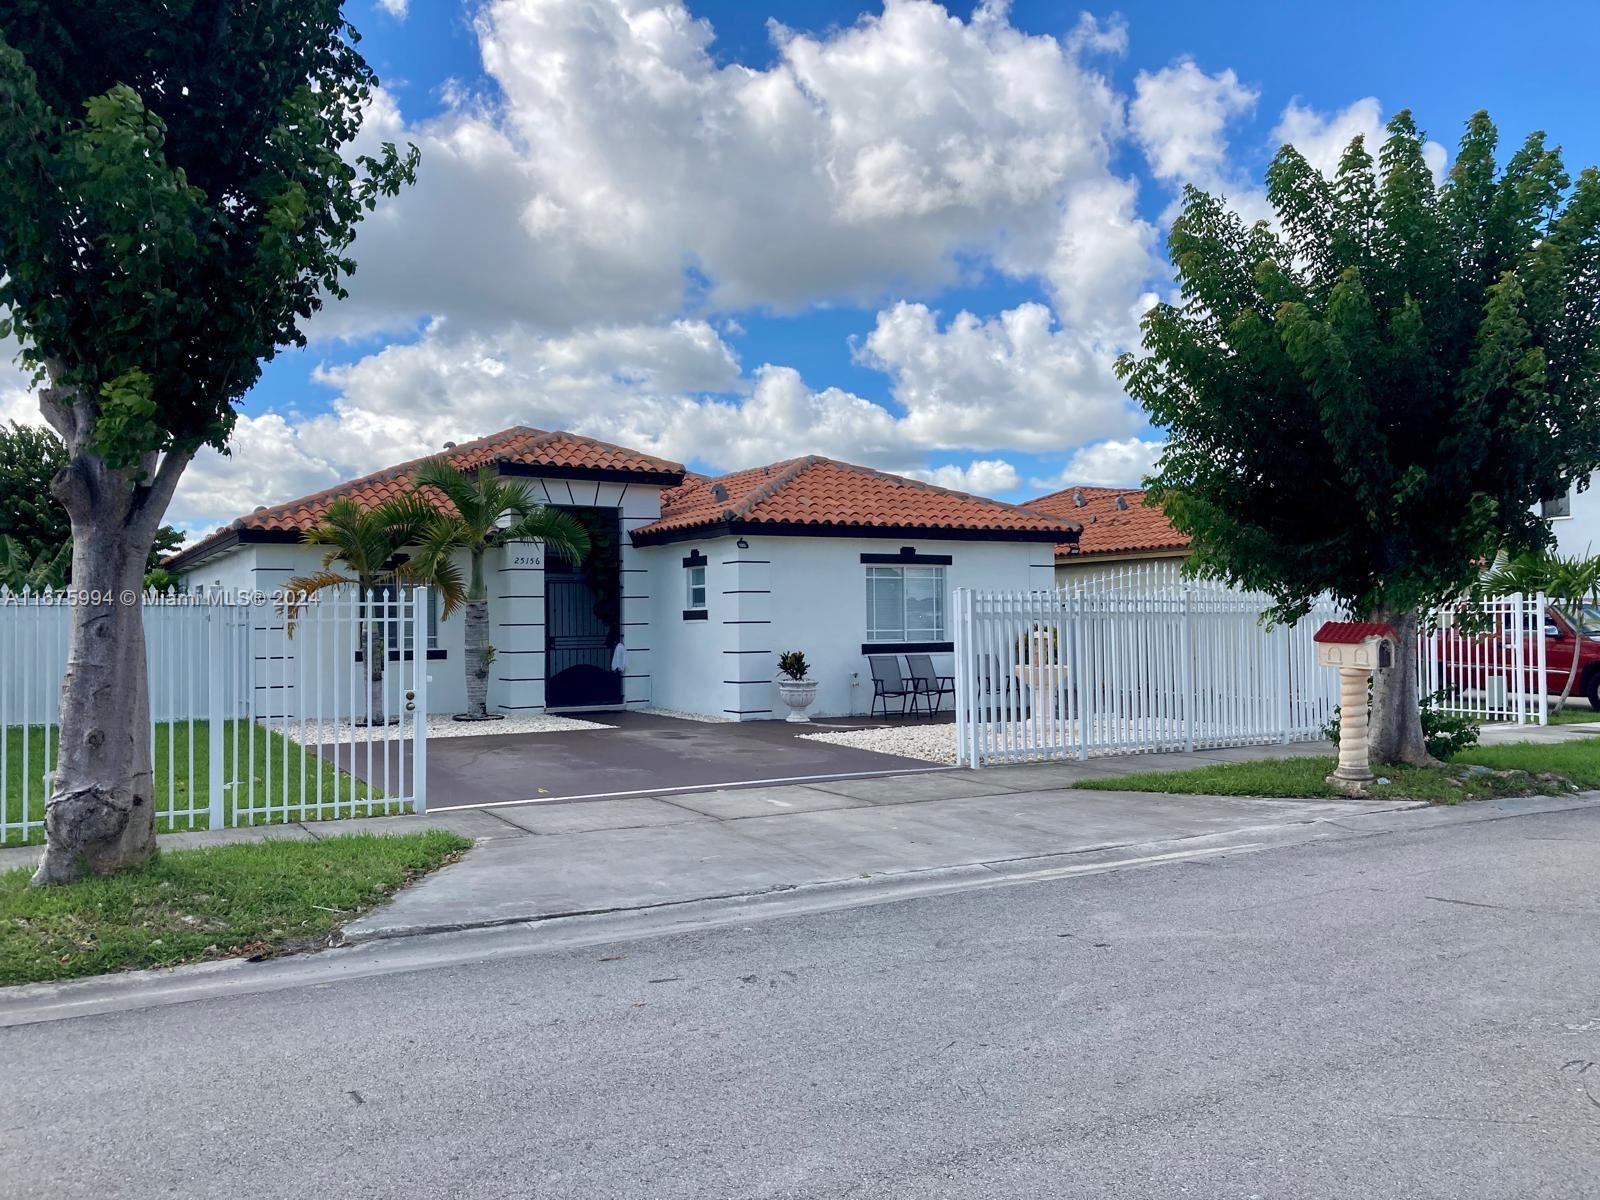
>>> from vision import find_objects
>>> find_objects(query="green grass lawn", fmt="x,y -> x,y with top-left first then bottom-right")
1545,706 -> 1600,726
1073,736 -> 1600,803
3,721 -> 399,848
0,832 -> 470,986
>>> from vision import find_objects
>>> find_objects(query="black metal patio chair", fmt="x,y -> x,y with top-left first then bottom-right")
905,653 -> 954,714
868,654 -> 921,718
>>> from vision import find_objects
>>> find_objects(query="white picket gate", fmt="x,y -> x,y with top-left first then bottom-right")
0,587 -> 428,848
954,579 -> 1551,769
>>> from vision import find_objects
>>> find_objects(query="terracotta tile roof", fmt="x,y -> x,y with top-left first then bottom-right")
1314,621 -> 1398,645
1022,485 -> 1189,561
635,457 -> 1080,543
170,427 -> 684,569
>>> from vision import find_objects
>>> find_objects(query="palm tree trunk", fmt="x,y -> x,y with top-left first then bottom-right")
366,622 -> 386,726
464,597 -> 490,719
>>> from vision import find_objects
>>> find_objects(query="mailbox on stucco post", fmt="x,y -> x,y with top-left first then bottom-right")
1314,621 -> 1400,795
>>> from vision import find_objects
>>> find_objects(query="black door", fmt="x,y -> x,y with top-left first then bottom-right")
545,507 -> 623,709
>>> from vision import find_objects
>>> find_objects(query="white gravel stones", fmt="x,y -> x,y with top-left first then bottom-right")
799,722 -> 958,764
275,710 -> 614,745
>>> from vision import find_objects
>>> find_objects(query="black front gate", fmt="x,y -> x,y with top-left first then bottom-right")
545,507 -> 622,709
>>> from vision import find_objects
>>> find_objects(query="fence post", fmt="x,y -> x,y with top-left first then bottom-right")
1069,589 -> 1088,760
413,587 -> 429,814
953,589 -> 970,768
1279,620 -> 1292,744
207,603 -> 226,830
1535,591 -> 1548,727
1181,586 -> 1195,752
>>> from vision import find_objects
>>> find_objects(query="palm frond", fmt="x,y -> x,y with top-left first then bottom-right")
281,569 -> 358,633
502,506 -> 592,566
412,457 -> 480,521
404,519 -> 471,618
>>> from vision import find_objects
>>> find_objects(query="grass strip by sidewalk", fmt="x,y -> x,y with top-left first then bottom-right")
0,831 -> 469,987
1072,737 -> 1600,803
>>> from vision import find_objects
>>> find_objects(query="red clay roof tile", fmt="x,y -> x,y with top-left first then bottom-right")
637,457 -> 1080,542
1021,485 -> 1189,561
171,427 -> 683,568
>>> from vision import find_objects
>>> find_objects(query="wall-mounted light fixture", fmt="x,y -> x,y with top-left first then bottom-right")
736,537 -> 750,549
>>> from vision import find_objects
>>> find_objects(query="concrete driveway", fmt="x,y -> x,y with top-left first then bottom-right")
334,711 -> 949,811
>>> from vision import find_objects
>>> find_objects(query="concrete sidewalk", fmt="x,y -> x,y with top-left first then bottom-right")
2,733 -> 1584,943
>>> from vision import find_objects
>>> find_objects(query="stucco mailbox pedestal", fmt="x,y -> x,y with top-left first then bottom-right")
1314,621 -> 1399,796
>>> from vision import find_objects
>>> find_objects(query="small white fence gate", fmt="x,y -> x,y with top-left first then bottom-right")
953,573 -> 1549,768
1,587 -> 429,848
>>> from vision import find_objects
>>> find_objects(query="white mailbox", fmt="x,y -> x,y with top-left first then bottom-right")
1314,621 -> 1400,795
1313,623 -> 1397,671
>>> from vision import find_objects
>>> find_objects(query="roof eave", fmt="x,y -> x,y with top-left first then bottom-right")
631,518 -> 1077,547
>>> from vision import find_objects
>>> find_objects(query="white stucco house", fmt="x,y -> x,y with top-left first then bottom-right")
168,427 -> 1080,721
1542,474 -> 1600,559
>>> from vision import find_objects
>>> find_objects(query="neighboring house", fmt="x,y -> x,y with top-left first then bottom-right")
1021,485 -> 1189,584
169,429 -> 1078,721
1541,474 -> 1600,559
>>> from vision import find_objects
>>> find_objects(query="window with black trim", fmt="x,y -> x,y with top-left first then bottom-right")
865,565 -> 946,642
379,584 -> 439,653
685,563 -> 707,610
1543,490 -> 1573,520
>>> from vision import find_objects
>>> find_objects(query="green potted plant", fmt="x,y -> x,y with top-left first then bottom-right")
775,650 -> 818,722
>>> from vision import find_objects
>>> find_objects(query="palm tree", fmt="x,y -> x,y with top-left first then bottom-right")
286,494 -> 438,725
0,535 -> 71,592
408,460 -> 591,721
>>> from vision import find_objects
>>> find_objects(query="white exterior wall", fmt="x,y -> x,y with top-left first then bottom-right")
1546,472 -> 1600,559
177,469 -> 671,719
643,534 -> 1056,720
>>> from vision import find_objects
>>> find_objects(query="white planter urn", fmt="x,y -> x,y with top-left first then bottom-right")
776,678 -> 819,723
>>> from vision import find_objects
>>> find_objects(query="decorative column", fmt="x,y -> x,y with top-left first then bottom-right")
1329,667 -> 1375,792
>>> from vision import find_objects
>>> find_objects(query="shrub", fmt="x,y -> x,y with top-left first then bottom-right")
777,651 -> 810,681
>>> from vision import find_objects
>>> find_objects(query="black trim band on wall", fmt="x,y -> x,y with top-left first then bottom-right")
683,609 -> 708,621
681,549 -> 708,568
860,641 -> 954,655
861,547 -> 952,565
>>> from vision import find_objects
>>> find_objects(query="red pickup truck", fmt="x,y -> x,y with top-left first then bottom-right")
1431,602 -> 1600,710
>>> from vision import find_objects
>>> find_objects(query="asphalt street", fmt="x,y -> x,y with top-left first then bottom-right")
3,803 -> 1598,1199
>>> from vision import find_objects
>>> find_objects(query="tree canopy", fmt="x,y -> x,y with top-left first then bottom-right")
0,0 -> 417,474
1,2 -> 420,883
1119,110 -> 1600,626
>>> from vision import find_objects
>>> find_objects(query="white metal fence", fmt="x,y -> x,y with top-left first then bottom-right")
953,580 -> 1341,767
1422,591 -> 1548,726
1,587 -> 428,848
953,581 -> 1552,768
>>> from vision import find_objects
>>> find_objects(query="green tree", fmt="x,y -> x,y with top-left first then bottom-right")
409,460 -> 591,721
0,420 -> 70,562
1119,110 -> 1600,765
285,496 -> 438,727
0,3 -> 418,883
0,420 -> 186,583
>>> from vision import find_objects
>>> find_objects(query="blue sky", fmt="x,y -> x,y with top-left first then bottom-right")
92,0 -> 1600,536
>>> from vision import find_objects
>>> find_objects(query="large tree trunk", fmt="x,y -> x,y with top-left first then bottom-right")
462,597 -> 490,719
31,372 -> 191,884
1368,607 -> 1434,767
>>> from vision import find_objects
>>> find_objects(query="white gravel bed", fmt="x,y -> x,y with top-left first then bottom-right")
273,710 -> 613,745
636,706 -> 734,723
799,722 -> 959,764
